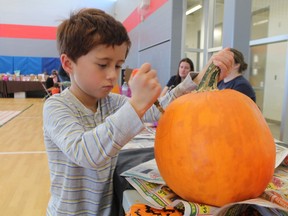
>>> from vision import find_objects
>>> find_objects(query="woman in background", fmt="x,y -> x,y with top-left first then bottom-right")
160,57 -> 194,97
217,48 -> 256,102
51,69 -> 59,84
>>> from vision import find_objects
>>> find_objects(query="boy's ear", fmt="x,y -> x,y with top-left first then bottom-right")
60,54 -> 73,75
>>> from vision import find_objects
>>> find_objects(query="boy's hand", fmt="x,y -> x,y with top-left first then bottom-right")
128,63 -> 161,118
193,48 -> 234,84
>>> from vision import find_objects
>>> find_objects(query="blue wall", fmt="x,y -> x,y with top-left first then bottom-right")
0,56 -> 61,75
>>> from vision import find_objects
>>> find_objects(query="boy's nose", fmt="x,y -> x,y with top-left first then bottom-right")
107,68 -> 118,80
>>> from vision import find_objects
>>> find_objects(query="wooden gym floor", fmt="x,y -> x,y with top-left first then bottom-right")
0,98 -> 50,215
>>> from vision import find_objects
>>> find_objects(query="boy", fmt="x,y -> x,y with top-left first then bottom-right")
43,8 -> 233,215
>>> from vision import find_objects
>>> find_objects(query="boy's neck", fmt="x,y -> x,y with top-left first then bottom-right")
69,86 -> 98,112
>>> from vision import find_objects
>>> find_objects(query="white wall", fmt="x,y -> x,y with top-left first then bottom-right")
0,0 -> 116,57
0,0 -> 116,26
115,0 -> 141,22
264,43 -> 286,121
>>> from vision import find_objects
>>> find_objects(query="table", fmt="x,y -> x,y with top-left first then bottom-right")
0,81 -> 6,97
0,80 -> 46,98
112,147 -> 154,216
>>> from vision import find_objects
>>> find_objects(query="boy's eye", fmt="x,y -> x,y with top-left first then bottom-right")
97,63 -> 123,71
98,64 -> 107,68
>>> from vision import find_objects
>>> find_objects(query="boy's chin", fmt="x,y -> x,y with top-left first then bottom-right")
90,92 -> 110,99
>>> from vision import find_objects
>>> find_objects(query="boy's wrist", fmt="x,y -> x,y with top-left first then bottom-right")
128,98 -> 147,118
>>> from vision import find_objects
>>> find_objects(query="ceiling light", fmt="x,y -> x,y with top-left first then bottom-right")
253,19 -> 268,26
186,5 -> 202,16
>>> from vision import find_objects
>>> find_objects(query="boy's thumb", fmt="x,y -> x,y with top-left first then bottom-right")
138,63 -> 151,74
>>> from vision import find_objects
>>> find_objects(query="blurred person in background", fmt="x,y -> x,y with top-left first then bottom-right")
217,48 -> 256,102
160,57 -> 194,97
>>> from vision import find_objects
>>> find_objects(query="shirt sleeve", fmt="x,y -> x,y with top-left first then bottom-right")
43,97 -> 144,169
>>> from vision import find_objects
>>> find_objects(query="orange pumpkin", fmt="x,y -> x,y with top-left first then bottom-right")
111,84 -> 121,94
131,68 -> 139,77
154,64 -> 275,207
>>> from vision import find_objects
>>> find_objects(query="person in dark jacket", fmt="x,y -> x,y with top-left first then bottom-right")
160,57 -> 194,96
217,48 -> 256,102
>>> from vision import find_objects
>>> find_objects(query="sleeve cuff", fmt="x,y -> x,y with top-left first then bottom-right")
172,72 -> 198,97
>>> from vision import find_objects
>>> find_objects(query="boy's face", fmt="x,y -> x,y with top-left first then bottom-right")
65,43 -> 127,100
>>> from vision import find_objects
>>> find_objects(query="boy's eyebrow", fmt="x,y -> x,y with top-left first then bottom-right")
95,57 -> 125,63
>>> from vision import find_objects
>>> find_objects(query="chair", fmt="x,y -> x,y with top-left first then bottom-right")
41,82 -> 51,100
58,65 -> 71,91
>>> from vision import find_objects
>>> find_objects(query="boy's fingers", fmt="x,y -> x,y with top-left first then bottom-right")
138,63 -> 151,74
129,63 -> 152,82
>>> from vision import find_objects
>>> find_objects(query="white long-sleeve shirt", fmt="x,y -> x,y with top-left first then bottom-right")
43,75 -> 197,215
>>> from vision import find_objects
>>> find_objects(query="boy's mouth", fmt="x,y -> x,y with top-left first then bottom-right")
102,85 -> 113,91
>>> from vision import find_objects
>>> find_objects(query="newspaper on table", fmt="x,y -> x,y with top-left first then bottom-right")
275,139 -> 288,167
121,142 -> 288,215
121,124 -> 156,150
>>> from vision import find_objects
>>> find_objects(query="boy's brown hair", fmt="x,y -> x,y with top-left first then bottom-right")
57,8 -> 131,62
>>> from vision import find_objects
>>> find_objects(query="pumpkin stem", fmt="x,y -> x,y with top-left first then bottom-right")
196,63 -> 220,92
